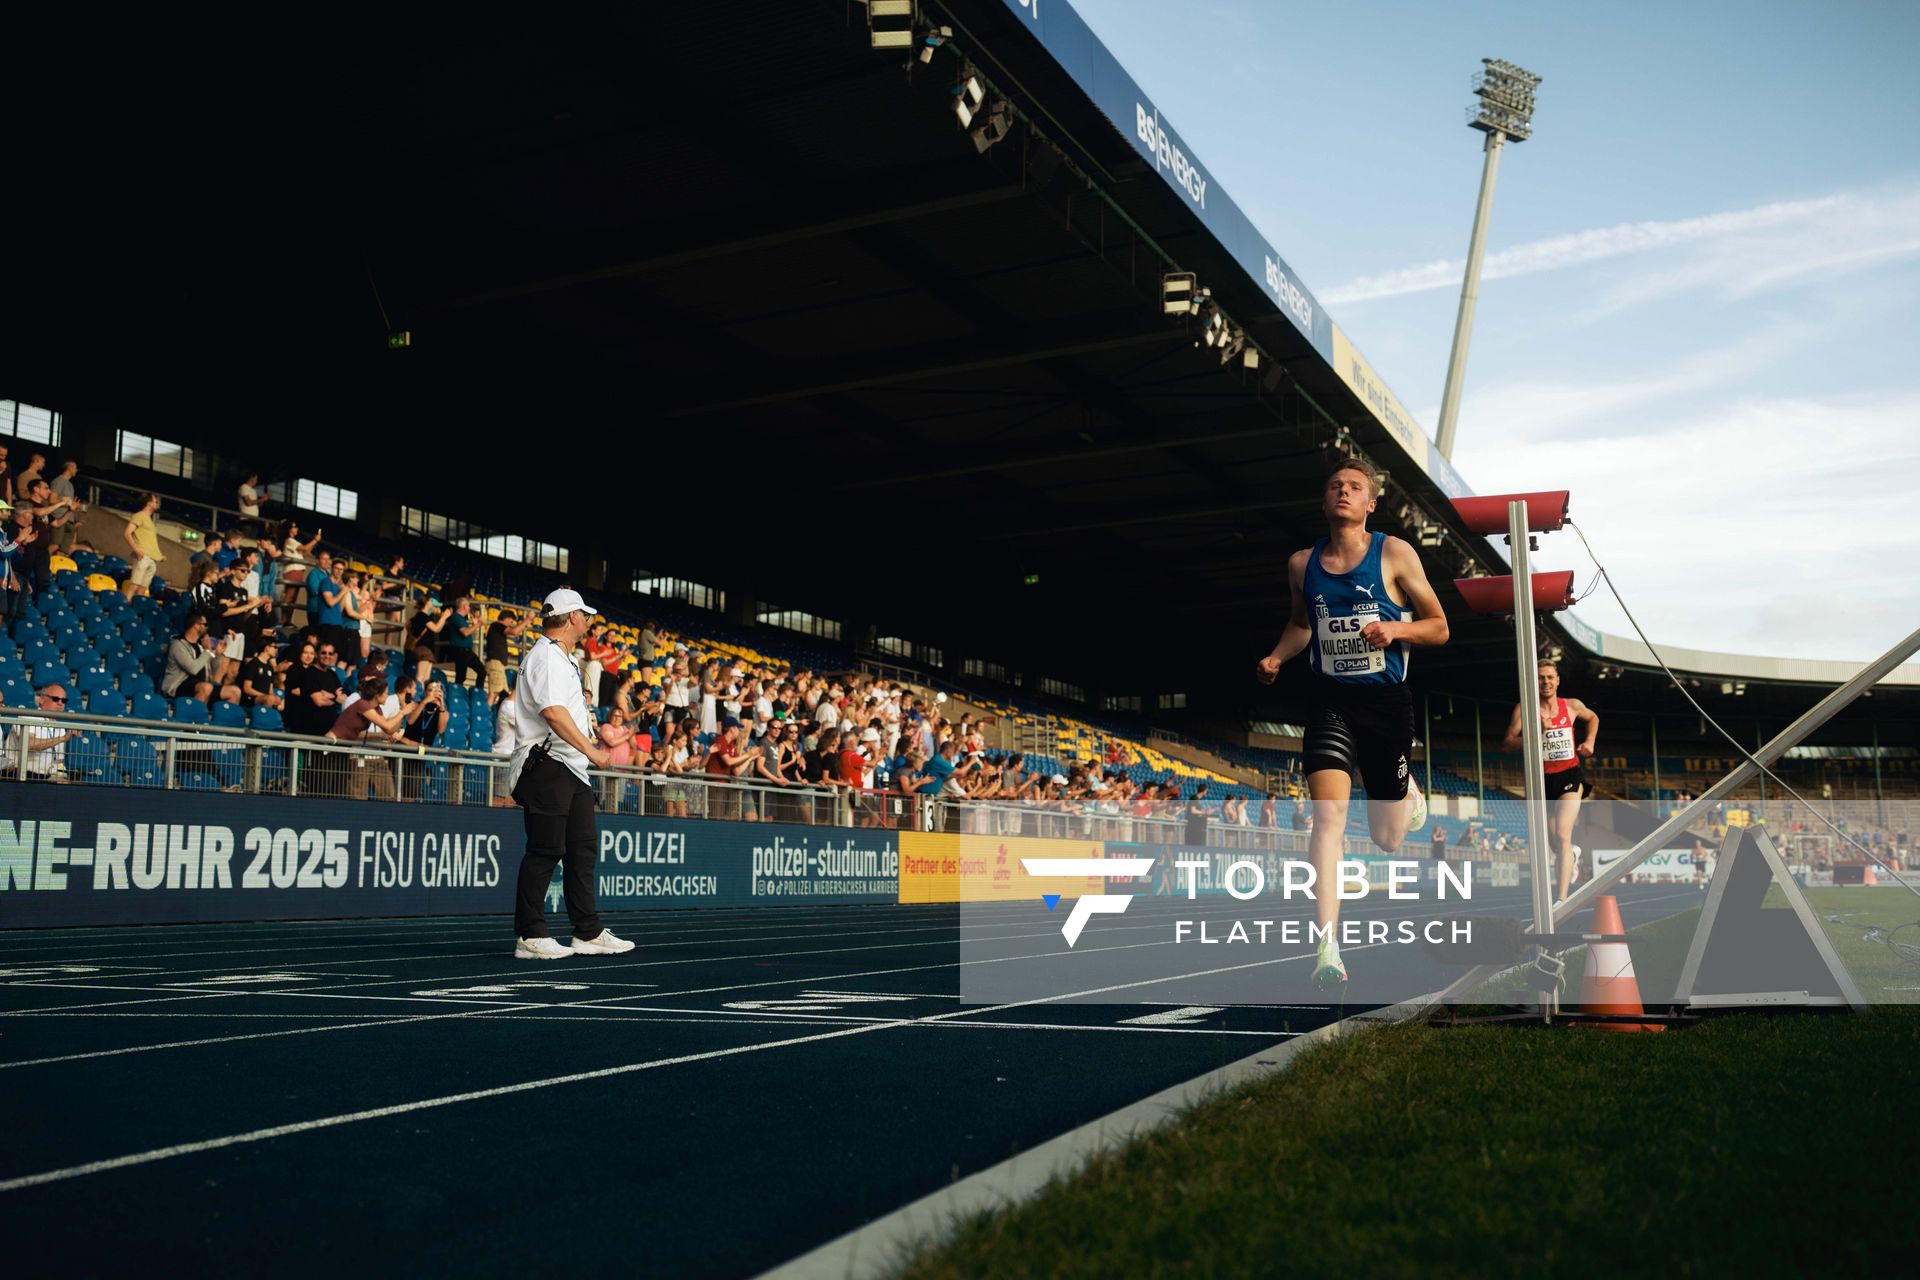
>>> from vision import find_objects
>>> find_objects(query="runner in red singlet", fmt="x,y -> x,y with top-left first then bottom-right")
1502,659 -> 1598,904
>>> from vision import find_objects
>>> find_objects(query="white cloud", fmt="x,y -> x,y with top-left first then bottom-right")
1416,325 -> 1804,442
1323,187 -> 1920,307
1453,390 -> 1920,663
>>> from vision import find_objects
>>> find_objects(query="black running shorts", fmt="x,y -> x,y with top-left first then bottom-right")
1543,766 -> 1585,801
1302,681 -> 1414,801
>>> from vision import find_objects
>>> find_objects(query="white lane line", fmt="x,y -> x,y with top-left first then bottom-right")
0,1020 -> 902,1193
0,1007 -> 538,1069
0,938 -> 1348,1189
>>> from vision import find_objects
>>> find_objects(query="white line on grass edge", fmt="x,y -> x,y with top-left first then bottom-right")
754,992 -> 1437,1280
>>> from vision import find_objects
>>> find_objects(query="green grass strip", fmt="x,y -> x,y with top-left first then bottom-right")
895,1004 -> 1920,1278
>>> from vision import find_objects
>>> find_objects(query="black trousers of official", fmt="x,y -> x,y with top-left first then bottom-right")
513,755 -> 604,940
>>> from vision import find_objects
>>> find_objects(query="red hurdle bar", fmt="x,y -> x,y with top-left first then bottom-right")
1450,490 -> 1569,535
1453,571 -> 1576,614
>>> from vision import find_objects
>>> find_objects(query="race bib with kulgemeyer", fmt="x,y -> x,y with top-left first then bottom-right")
1316,604 -> 1384,677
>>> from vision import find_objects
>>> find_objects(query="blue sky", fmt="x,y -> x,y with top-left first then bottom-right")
1069,0 -> 1920,664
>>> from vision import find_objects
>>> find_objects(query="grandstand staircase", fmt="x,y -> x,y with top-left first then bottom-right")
1146,737 -> 1263,789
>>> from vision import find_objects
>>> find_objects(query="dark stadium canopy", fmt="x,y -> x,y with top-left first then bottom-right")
7,1 -> 1913,744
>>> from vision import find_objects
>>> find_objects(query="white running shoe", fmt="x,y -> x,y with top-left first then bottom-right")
514,936 -> 572,961
1313,939 -> 1348,989
1405,778 -> 1428,833
571,929 -> 635,956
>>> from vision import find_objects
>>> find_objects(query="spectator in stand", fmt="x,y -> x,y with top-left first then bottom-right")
340,570 -> 373,662
7,683 -> 75,781
1185,784 -> 1213,846
596,707 -> 637,809
705,718 -> 756,821
1260,794 -> 1278,828
253,534 -> 284,625
0,506 -> 34,637
660,655 -> 692,727
328,672 -> 413,800
1292,798 -> 1310,832
490,685 -> 518,807
304,550 -> 349,655
47,460 -> 82,555
401,671 -> 449,748
0,444 -> 11,505
918,738 -> 960,802
484,607 -> 526,699
206,561 -> 269,687
638,620 -> 660,664
14,453 -> 46,502
15,481 -> 62,601
608,669 -> 642,724
237,472 -> 263,537
440,597 -> 486,689
282,640 -> 342,736
579,622 -> 612,707
240,640 -> 284,710
841,731 -> 876,827
189,533 -> 225,573
273,519 -> 323,616
1431,824 -> 1449,867
405,597 -> 445,662
162,614 -> 238,704
698,659 -> 725,736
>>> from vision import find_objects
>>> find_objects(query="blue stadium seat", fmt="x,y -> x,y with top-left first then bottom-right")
173,698 -> 210,725
212,747 -> 244,790
117,672 -> 155,698
130,691 -> 170,722
249,705 -> 284,732
66,732 -> 112,782
0,679 -> 30,709
117,738 -> 159,783
84,691 -> 128,716
211,702 -> 247,728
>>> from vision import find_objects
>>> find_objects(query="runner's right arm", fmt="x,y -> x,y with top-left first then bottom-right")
1254,549 -> 1314,684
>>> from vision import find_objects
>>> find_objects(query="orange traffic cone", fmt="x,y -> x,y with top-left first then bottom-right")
1577,895 -> 1663,1032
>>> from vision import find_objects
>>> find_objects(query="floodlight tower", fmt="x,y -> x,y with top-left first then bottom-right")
1433,58 -> 1540,461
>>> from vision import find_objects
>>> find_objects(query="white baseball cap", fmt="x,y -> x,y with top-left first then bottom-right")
542,588 -> 598,619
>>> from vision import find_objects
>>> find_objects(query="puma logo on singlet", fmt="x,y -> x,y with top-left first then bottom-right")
1354,583 -> 1374,598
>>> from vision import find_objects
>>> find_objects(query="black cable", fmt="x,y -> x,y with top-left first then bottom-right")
1564,518 -> 1920,906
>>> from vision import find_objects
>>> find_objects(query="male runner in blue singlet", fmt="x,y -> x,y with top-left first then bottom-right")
1256,458 -> 1450,986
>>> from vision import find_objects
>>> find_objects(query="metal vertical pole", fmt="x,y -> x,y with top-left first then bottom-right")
1473,701 -> 1484,811
1423,692 -> 1433,801
1435,131 -> 1507,460
1872,719 -> 1885,829
1508,501 -> 1553,946
1756,722 -> 1767,812
1650,715 -> 1661,811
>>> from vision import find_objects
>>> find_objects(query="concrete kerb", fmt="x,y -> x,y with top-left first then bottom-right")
756,992 -> 1438,1280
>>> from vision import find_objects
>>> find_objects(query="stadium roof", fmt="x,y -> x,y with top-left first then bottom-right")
7,0 -> 1914,730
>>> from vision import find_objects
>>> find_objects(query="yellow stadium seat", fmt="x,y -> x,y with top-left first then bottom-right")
86,572 -> 119,592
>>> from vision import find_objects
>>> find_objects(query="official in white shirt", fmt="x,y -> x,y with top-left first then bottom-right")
506,589 -> 634,960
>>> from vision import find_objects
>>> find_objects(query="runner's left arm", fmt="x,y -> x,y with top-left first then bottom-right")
1567,697 -> 1599,756
1366,536 -> 1449,648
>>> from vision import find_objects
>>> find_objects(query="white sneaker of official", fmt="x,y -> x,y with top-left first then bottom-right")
570,929 -> 636,955
514,936 -> 573,961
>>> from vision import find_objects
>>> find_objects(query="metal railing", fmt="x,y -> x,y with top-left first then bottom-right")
0,707 -> 871,823
928,798 -> 1367,856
